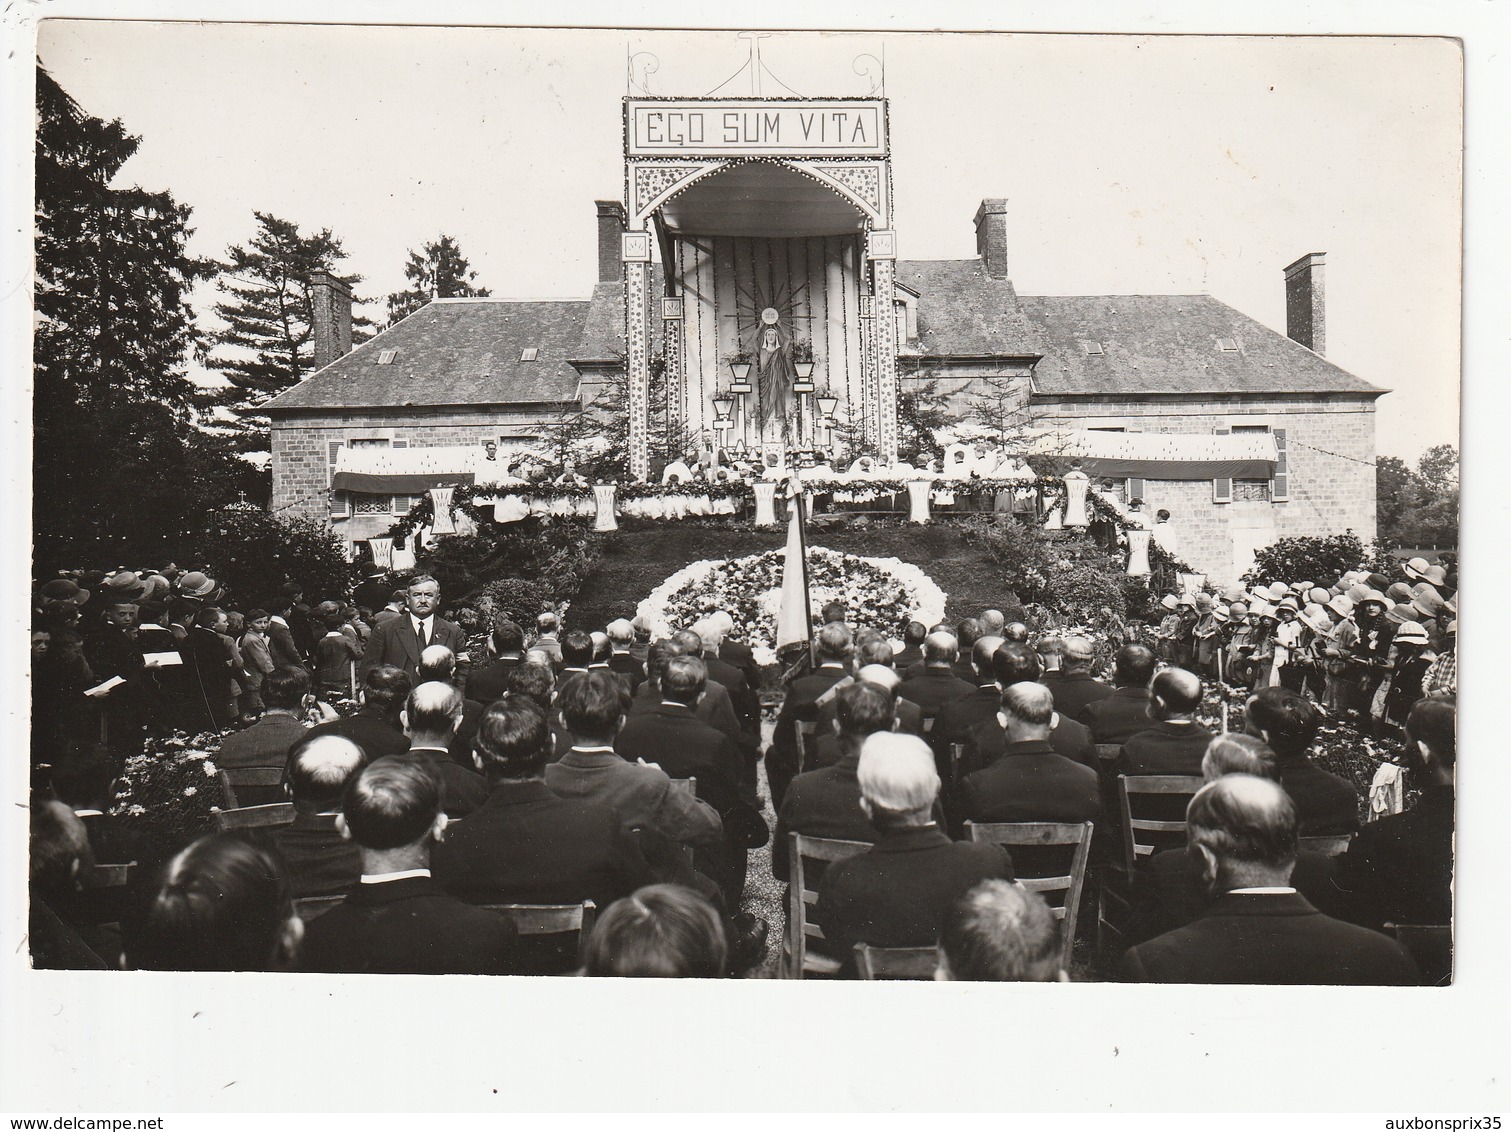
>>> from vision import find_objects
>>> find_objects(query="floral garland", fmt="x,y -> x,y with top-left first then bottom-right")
638,547 -> 947,666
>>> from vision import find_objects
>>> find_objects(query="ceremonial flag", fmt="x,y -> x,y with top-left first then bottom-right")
774,483 -> 812,657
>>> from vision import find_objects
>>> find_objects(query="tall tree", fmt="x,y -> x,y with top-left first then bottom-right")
897,379 -> 950,466
1375,445 -> 1459,551
202,212 -> 372,451
385,234 -> 491,326
33,64 -> 263,569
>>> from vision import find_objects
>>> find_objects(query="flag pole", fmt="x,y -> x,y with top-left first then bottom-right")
791,474 -> 815,668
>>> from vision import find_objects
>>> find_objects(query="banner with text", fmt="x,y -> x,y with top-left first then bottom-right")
626,99 -> 887,157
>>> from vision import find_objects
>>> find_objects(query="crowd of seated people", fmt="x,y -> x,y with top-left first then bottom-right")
29,559 -> 1454,983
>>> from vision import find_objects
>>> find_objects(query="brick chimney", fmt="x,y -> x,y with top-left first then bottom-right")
1283,252 -> 1326,355
309,270 -> 353,370
973,198 -> 1011,280
596,199 -> 627,284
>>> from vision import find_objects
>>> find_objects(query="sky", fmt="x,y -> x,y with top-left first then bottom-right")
32,20 -> 1463,461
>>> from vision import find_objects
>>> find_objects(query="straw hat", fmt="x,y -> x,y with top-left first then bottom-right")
1326,594 -> 1355,619
1403,556 -> 1431,581
1299,604 -> 1333,633
39,578 -> 91,605
1159,594 -> 1179,611
1229,602 -> 1249,619
101,570 -> 147,602
1308,587 -> 1332,605
1422,564 -> 1449,587
1386,582 -> 1414,604
1347,584 -> 1371,604
1392,622 -> 1429,646
1213,606 -> 1231,624
1267,582 -> 1290,602
1359,589 -> 1389,607
1386,603 -> 1420,625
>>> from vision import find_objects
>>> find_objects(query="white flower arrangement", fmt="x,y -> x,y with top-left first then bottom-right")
638,546 -> 947,665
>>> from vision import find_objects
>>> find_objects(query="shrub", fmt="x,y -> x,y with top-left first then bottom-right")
179,509 -> 354,606
1242,532 -> 1396,589
959,517 -> 1131,620
416,516 -> 599,606
474,577 -> 557,626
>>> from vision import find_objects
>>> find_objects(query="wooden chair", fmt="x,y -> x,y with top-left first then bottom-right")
89,862 -> 135,889
669,777 -> 697,797
214,802 -> 296,833
921,716 -> 936,735
783,832 -> 872,978
295,895 -> 347,923
794,720 -> 818,772
1388,922 -> 1453,987
1094,743 -> 1123,764
949,742 -> 966,790
965,821 -> 1094,971
481,901 -> 598,968
854,943 -> 939,981
1299,833 -> 1354,857
1118,774 -> 1203,873
218,766 -> 284,810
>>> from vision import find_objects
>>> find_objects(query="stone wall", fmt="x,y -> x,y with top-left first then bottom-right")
1032,394 -> 1379,584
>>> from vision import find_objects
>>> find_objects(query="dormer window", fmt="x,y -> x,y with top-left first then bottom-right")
1081,341 -> 1104,355
520,347 -> 539,362
1216,338 -> 1240,352
377,349 -> 397,364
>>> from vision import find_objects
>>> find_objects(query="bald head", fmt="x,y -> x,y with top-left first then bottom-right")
606,618 -> 634,645
856,663 -> 901,697
857,733 -> 940,823
403,680 -> 464,741
1000,682 -> 1054,742
416,644 -> 457,684
1151,668 -> 1203,719
924,631 -> 958,665
286,733 -> 367,811
979,609 -> 1006,635
1062,635 -> 1095,671
1187,775 -> 1299,890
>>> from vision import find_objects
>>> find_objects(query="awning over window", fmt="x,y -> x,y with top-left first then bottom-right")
1026,428 -> 1279,480
332,445 -> 478,494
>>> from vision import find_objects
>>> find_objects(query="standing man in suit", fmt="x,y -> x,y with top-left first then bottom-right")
768,622 -> 855,810
814,733 -> 1016,975
531,612 -> 564,672
270,733 -> 365,899
1041,635 -> 1114,725
266,594 -> 307,670
351,567 -> 392,619
604,618 -> 647,693
1118,775 -> 1416,985
1244,687 -> 1360,835
691,620 -> 760,739
180,605 -> 240,733
1119,668 -> 1214,776
1085,644 -> 1158,746
300,757 -> 519,975
710,609 -> 761,700
358,575 -> 463,682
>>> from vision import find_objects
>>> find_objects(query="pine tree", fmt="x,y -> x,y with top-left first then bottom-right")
33,65 -> 263,568
897,379 -> 950,465
202,212 -> 372,451
385,234 -> 491,326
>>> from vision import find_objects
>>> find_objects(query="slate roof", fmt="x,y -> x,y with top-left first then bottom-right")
893,259 -> 1044,358
264,299 -> 588,413
1017,293 -> 1384,397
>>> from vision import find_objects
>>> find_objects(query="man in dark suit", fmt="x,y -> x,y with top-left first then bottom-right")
1042,635 -> 1115,725
216,666 -> 312,804
266,594 -> 307,670
768,622 -> 855,810
305,664 -> 411,762
271,733 -> 365,899
433,698 -> 652,973
1333,696 -> 1454,931
1245,686 -> 1360,835
897,630 -> 976,723
300,757 -> 519,975
417,645 -> 483,762
604,618 -> 647,694
615,654 -> 765,895
954,683 -> 1101,835
1119,775 -> 1415,984
179,605 -> 240,733
929,635 -> 1007,777
772,682 -> 891,880
1085,644 -> 1157,746
464,618 -> 526,705
400,681 -> 489,818
710,610 -> 761,693
814,733 -> 1015,975
358,575 -> 464,681
893,620 -> 928,671
1119,668 -> 1214,776
556,630 -> 595,681
808,647 -> 923,768
1124,733 -> 1342,946
957,646 -> 1098,779
531,612 -> 564,672
689,621 -> 760,738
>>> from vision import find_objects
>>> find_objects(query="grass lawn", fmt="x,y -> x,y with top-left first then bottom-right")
567,515 -> 1023,632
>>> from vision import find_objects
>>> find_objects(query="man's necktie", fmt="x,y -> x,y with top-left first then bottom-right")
417,620 -> 427,650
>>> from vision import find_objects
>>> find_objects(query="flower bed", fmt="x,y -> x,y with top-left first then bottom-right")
638,546 -> 947,665
111,732 -> 231,850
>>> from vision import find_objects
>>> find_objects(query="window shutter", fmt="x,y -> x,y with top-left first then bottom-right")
391,438 -> 409,449
328,440 -> 348,517
1213,426 -> 1232,503
1270,427 -> 1289,501
1125,424 -> 1145,504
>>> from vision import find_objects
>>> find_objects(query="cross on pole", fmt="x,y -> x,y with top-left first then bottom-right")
737,31 -> 773,97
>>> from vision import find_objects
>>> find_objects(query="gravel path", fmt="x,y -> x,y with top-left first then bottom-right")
739,720 -> 785,978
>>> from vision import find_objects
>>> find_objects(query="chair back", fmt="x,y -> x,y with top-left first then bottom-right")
214,802 -> 296,833
1118,775 -> 1204,873
854,943 -> 939,981
949,742 -> 966,789
1387,922 -> 1452,987
964,821 -> 1094,970
89,862 -> 135,889
1094,743 -> 1122,764
785,832 -> 872,978
295,895 -> 346,923
1298,833 -> 1354,857
669,777 -> 697,797
921,716 -> 936,735
218,766 -> 284,810
794,720 -> 818,772
482,901 -> 598,968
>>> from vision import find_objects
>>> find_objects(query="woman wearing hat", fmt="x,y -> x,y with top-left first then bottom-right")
1272,596 -> 1306,693
1348,591 -> 1398,721
1154,594 -> 1182,663
1376,621 -> 1433,737
1193,594 -> 1221,679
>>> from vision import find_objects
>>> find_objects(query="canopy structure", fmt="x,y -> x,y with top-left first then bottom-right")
1026,428 -> 1279,481
331,445 -> 480,494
